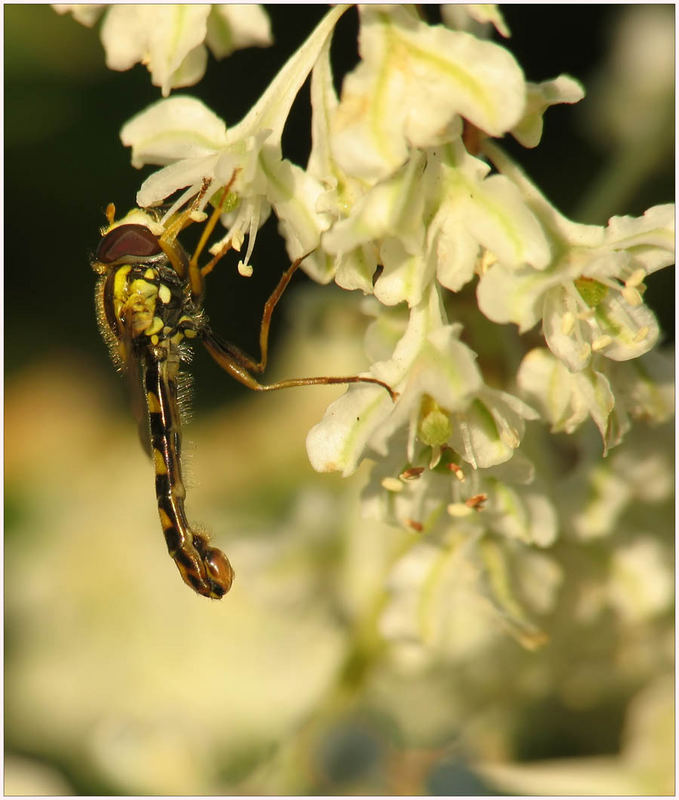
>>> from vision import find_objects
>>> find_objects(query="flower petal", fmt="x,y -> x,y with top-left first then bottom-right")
135,155 -> 219,208
101,5 -> 212,96
306,383 -> 395,476
374,238 -> 431,307
121,96 -> 228,167
259,145 -> 331,260
477,262 -> 556,332
591,292 -> 660,361
512,75 -> 585,148
542,284 -> 593,371
449,389 -> 536,469
52,4 -> 105,27
233,5 -> 348,142
332,5 -> 526,180
205,5 -> 272,60
429,204 -> 479,293
458,171 -> 551,270
603,204 -> 675,275
517,347 -> 615,443
482,142 -> 606,249
442,4 -> 510,38
322,153 -> 427,257
100,5 -> 150,71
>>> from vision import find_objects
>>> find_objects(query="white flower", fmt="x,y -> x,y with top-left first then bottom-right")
519,344 -> 671,456
380,527 -> 555,660
517,347 -> 615,446
307,274 -> 541,484
301,6 -> 555,303
330,5 -> 526,182
54,4 -> 272,96
448,386 -> 538,470
606,537 -> 673,623
318,142 -> 552,306
361,435 -> 555,549
379,533 -> 501,663
120,6 -> 348,273
478,144 -> 674,372
306,284 -> 483,476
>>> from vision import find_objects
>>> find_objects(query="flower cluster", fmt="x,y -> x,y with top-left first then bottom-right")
63,4 -> 674,651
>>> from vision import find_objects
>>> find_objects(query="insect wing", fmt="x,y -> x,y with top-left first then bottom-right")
126,348 -> 154,457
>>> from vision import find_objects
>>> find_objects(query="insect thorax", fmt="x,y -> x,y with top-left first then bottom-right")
96,252 -> 204,369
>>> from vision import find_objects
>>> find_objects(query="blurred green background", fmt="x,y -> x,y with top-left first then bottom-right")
4,5 -> 674,796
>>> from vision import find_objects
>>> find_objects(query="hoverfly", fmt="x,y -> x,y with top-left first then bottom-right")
92,177 -> 395,599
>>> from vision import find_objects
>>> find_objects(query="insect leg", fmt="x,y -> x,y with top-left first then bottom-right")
156,172 -> 240,301
144,351 -> 234,598
202,327 -> 397,400
155,179 -> 215,284
185,170 -> 240,300
202,252 -> 319,374
201,251 -> 397,400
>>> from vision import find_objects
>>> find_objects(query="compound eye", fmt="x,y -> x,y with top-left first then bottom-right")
96,224 -> 162,264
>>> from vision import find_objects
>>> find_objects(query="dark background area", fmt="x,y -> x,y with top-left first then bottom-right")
5,5 -> 674,410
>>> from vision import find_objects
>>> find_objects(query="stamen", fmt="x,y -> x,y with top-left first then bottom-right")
231,230 -> 244,252
429,446 -> 442,470
209,229 -> 242,258
238,199 -> 262,275
465,493 -> 487,511
625,268 -> 646,288
448,502 -> 474,517
161,183 -> 202,225
561,311 -> 576,335
477,249 -> 498,274
567,285 -> 596,357
621,286 -> 643,307
400,467 -> 425,481
591,334 -> 613,351
447,462 -> 465,482
382,477 -> 403,493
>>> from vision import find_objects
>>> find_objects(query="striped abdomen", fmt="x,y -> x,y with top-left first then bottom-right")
144,349 -> 234,598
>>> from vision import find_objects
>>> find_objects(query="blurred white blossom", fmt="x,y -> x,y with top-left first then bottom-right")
606,537 -> 673,623
53,4 -> 272,95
